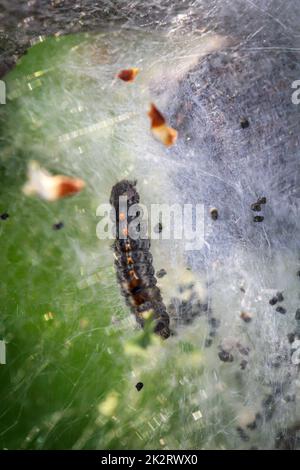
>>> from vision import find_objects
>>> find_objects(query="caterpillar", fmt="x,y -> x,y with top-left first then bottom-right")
110,180 -> 170,339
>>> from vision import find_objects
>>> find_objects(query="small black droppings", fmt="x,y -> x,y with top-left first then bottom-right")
273,383 -> 284,396
270,354 -> 284,368
250,203 -> 261,212
240,359 -> 248,370
178,283 -> 194,293
0,212 -> 9,220
236,343 -> 250,356
255,413 -> 263,425
247,420 -> 257,431
210,208 -> 218,220
295,309 -> 300,321
209,317 -> 220,329
276,292 -> 284,302
276,306 -> 286,314
154,223 -> 163,234
199,302 -> 208,313
253,215 -> 264,222
236,426 -> 250,441
297,270 -> 300,278
269,297 -> 278,306
285,394 -> 296,403
257,197 -> 266,205
262,394 -> 276,421
218,350 -> 234,363
156,269 -> 167,279
205,338 -> 213,348
287,333 -> 295,344
240,118 -> 250,129
53,221 -> 64,230
276,426 -> 300,449
135,382 -> 144,391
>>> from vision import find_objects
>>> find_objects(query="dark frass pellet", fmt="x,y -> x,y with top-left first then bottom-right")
247,420 -> 257,431
156,269 -> 167,279
251,202 -> 261,212
236,343 -> 250,356
205,338 -> 213,348
262,394 -> 276,420
210,208 -> 218,220
240,118 -> 250,129
295,309 -> 300,321
285,394 -> 296,403
236,427 -> 250,441
276,292 -> 284,302
287,333 -> 295,344
273,383 -> 286,397
247,413 -> 262,430
209,317 -> 220,329
0,212 -> 9,220
269,297 -> 278,306
263,394 -> 275,408
53,221 -> 64,230
135,382 -> 144,391
276,306 -> 286,314
271,355 -> 284,368
199,302 -> 208,313
218,350 -> 234,363
178,283 -> 194,293
253,215 -> 264,222
240,359 -> 248,370
257,197 -> 266,205
255,412 -> 263,425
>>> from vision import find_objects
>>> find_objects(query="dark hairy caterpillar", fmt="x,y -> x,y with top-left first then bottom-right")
110,180 -> 170,339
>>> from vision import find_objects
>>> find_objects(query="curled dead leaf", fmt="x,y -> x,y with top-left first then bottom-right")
117,68 -> 139,82
23,161 -> 85,201
148,103 -> 178,147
